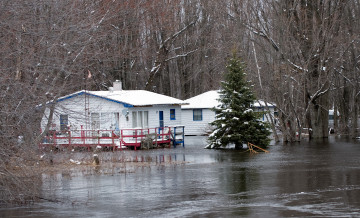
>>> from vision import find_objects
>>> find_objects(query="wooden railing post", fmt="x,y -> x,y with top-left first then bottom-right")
68,130 -> 71,147
53,131 -> 56,147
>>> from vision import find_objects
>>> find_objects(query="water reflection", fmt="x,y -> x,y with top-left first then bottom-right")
273,137 -> 360,217
1,136 -> 360,217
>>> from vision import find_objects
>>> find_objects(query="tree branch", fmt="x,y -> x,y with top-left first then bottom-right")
145,19 -> 198,90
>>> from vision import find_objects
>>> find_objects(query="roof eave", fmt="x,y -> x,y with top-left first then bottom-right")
56,90 -> 134,108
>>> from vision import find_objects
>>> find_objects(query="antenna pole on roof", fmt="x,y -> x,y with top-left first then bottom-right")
84,70 -> 91,132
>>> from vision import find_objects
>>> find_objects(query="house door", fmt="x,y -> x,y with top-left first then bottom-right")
159,111 -> 164,128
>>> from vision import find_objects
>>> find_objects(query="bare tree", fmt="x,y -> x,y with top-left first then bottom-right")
1,0 -> 359,204
0,0 -> 110,204
235,0 -> 353,140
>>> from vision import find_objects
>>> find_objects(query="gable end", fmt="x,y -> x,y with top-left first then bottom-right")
56,91 -> 134,108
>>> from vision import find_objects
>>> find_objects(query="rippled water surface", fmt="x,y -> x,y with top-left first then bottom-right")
1,136 -> 360,217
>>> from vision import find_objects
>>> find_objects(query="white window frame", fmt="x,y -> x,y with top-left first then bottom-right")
132,110 -> 149,128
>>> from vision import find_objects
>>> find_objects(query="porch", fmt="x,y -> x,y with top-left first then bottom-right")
39,126 -> 185,150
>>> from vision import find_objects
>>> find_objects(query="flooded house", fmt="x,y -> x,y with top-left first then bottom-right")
40,80 -> 187,149
181,90 -> 276,136
181,91 -> 220,136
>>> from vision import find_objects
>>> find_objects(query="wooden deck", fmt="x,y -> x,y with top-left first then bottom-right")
39,126 -> 185,150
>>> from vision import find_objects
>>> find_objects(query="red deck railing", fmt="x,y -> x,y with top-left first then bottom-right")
39,126 -> 176,150
39,127 -> 120,150
120,127 -> 172,150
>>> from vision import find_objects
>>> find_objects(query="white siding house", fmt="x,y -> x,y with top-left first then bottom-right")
181,90 -> 276,136
41,81 -> 186,134
181,91 -> 219,135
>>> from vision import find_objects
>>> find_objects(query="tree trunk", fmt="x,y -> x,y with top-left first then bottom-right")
309,93 -> 329,138
334,105 -> 339,133
339,80 -> 351,134
235,143 -> 243,150
35,102 -> 56,146
351,93 -> 359,138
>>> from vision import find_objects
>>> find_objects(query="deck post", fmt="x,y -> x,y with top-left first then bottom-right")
134,130 -> 137,150
81,125 -> 85,146
173,127 -> 176,148
98,130 -> 100,146
120,129 -> 123,150
112,130 -> 115,151
53,131 -> 56,148
182,126 -> 185,147
68,130 -> 71,148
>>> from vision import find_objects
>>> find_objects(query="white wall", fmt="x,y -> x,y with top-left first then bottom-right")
41,94 -> 126,131
181,107 -> 276,136
181,108 -> 216,135
130,105 -> 182,128
41,94 -> 183,132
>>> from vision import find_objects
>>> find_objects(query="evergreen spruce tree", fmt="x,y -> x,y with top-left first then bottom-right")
207,54 -> 271,149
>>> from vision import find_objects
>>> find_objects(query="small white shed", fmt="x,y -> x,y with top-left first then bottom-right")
181,90 -> 276,136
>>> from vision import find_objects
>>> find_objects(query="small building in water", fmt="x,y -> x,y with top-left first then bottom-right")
181,90 -> 276,136
40,81 -> 187,149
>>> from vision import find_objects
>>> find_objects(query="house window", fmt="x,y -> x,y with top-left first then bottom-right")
170,109 -> 176,120
99,112 -> 119,130
114,112 -> 120,130
193,109 -> 202,121
101,113 -> 111,128
91,113 -> 100,130
60,114 -> 68,131
132,111 -> 149,128
144,111 -> 149,128
138,111 -> 143,128
132,112 -> 137,128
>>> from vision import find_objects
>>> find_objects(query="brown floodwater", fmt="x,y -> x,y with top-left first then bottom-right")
1,136 -> 360,217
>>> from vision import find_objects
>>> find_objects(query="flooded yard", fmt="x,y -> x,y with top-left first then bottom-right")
1,136 -> 360,217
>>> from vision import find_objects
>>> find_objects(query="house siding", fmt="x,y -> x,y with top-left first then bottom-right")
127,105 -> 181,128
181,107 -> 275,136
41,94 -> 126,131
181,108 -> 215,135
41,94 -> 182,132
